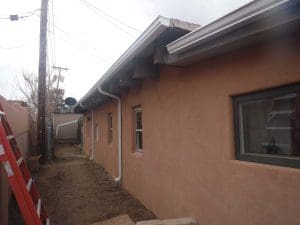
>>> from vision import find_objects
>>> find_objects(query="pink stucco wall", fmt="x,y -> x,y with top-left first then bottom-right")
0,97 -> 31,225
83,34 -> 300,225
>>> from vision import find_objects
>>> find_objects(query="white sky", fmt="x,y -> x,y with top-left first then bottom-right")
0,0 -> 252,101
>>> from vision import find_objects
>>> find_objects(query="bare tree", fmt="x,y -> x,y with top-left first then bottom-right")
18,71 -> 65,120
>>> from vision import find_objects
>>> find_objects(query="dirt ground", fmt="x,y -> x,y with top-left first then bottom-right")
36,144 -> 156,225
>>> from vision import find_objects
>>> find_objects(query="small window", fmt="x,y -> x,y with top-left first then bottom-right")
86,116 -> 91,137
95,124 -> 99,142
233,83 -> 300,168
108,113 -> 113,144
134,107 -> 143,151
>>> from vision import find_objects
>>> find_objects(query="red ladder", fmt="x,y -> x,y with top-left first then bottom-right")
0,103 -> 50,225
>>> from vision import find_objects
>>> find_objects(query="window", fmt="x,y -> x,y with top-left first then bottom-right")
108,113 -> 113,144
233,83 -> 300,169
134,107 -> 143,151
95,124 -> 99,142
86,116 -> 91,137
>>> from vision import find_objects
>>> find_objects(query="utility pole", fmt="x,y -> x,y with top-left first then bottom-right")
52,66 -> 68,111
52,66 -> 68,90
37,0 -> 49,161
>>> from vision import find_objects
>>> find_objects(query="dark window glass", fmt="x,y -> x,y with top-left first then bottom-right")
136,111 -> 142,129
234,84 -> 300,168
108,113 -> 112,144
134,108 -> 143,151
136,130 -> 143,150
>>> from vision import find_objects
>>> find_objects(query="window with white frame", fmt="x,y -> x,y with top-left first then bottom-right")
108,113 -> 113,144
134,107 -> 143,151
233,83 -> 300,169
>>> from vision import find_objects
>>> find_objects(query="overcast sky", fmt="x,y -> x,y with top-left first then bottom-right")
0,0 -> 251,101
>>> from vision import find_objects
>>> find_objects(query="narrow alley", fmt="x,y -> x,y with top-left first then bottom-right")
36,144 -> 155,225
1,1 -> 300,225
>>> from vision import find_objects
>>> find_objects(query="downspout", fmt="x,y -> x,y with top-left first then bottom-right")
97,86 -> 122,183
90,109 -> 94,160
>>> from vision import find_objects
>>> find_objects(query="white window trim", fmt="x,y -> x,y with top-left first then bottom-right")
134,107 -> 143,152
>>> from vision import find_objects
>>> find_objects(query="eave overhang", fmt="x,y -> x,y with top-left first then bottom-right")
165,0 -> 300,65
75,16 -> 198,113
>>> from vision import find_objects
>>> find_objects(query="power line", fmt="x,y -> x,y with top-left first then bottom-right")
0,8 -> 40,20
51,0 -> 56,66
50,23 -> 110,61
19,9 -> 41,19
0,51 -> 26,69
81,0 -> 141,33
34,12 -> 110,63
48,29 -> 108,63
0,44 -> 28,50
47,0 -> 56,67
79,0 -> 138,38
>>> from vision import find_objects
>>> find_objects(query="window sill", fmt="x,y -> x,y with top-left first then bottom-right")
237,153 -> 300,169
133,151 -> 143,158
230,159 -> 300,174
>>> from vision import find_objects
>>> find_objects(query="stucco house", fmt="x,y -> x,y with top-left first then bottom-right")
75,1 -> 300,225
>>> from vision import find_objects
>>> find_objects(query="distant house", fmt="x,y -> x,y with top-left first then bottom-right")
75,1 -> 300,224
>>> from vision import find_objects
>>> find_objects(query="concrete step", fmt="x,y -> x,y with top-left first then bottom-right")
136,218 -> 198,225
91,216 -> 198,225
90,214 -> 135,225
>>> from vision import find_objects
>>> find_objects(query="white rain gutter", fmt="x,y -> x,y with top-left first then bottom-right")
77,16 -> 170,105
90,109 -> 94,160
80,16 -> 174,182
166,0 -> 290,55
97,86 -> 122,183
55,120 -> 79,138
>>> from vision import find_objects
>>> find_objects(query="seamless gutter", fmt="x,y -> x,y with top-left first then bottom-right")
78,16 -> 170,105
166,0 -> 291,55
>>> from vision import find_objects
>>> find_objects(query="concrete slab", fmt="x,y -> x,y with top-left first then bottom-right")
90,214 -> 135,225
163,217 -> 198,225
136,219 -> 164,225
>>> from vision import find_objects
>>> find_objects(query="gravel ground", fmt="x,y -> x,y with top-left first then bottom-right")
35,144 -> 156,225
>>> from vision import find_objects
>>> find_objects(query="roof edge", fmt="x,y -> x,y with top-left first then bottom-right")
78,16 -> 171,106
166,0 -> 290,54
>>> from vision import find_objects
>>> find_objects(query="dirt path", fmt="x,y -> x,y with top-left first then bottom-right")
36,144 -> 155,225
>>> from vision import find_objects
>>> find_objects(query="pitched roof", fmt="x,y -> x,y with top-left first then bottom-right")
75,16 -> 198,112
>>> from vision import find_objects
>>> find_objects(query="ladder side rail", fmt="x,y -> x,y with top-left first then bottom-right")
0,143 -> 35,225
0,103 -> 48,224
0,122 -> 43,225
31,183 -> 49,222
1,114 -> 33,183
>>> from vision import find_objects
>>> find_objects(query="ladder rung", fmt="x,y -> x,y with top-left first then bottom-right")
7,135 -> 14,140
27,178 -> 33,191
37,198 -> 41,218
46,218 -> 50,225
17,157 -> 23,166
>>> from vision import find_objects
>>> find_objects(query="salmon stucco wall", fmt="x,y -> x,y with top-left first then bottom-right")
93,101 -> 118,178
84,34 -> 300,225
0,97 -> 32,225
83,112 -> 91,156
83,101 -> 118,178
